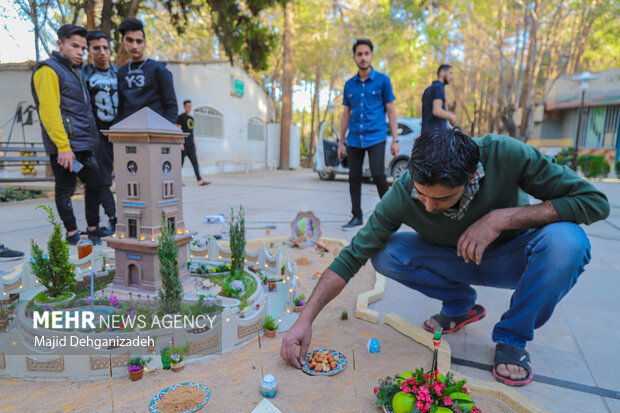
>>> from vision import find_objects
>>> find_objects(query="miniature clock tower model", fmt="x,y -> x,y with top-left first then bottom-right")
102,107 -> 192,291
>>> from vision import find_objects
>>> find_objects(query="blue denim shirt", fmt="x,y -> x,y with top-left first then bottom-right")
343,67 -> 396,148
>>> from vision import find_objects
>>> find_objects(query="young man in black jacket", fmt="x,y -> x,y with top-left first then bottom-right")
176,100 -> 210,186
31,24 -> 108,244
116,18 -> 178,123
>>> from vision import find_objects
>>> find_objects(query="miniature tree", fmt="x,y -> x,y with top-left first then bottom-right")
229,206 -> 246,279
30,205 -> 75,298
158,217 -> 183,313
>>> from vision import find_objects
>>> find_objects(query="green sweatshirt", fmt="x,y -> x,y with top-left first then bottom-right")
329,134 -> 610,282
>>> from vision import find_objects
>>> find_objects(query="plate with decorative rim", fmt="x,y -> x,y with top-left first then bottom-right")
301,349 -> 347,376
149,382 -> 210,413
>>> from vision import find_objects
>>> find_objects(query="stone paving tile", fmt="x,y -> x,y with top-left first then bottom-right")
452,364 -> 610,413
574,335 -> 620,390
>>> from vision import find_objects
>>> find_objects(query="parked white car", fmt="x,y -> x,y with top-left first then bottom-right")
314,117 -> 421,181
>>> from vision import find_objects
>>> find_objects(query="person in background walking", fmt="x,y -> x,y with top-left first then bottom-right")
31,24 -> 108,245
337,39 -> 399,231
421,64 -> 457,133
83,30 -> 118,233
177,100 -> 210,186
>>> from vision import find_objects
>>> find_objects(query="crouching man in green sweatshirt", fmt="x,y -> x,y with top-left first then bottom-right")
280,128 -> 610,387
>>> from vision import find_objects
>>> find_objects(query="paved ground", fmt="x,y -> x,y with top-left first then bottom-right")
1,168 -> 619,413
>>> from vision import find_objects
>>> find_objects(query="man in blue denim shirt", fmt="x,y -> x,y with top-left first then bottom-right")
338,39 -> 400,230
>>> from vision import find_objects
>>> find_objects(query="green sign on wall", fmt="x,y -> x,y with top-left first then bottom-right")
232,77 -> 244,97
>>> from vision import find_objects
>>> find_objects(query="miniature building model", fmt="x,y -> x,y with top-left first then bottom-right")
102,108 -> 192,291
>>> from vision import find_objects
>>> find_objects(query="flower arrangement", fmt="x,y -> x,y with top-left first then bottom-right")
170,353 -> 184,365
127,356 -> 151,380
202,295 -> 218,308
109,295 -> 120,308
374,370 -> 481,413
294,294 -> 305,307
229,279 -> 245,296
75,297 -> 92,305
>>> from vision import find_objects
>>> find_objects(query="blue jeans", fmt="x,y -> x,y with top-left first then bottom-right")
370,222 -> 591,349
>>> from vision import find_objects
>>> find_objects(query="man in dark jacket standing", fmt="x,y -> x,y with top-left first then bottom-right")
176,100 -> 210,186
116,18 -> 178,123
83,30 -> 118,233
31,24 -> 107,244
421,64 -> 457,133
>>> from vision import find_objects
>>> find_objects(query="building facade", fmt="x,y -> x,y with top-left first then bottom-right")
530,67 -> 620,169
0,61 -> 296,176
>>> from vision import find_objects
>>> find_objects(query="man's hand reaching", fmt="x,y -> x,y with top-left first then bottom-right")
280,319 -> 312,368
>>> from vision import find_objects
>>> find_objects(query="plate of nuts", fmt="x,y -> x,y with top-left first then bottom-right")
301,349 -> 347,376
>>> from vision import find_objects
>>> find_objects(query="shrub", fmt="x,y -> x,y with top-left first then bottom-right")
158,217 -> 183,313
555,147 -> 576,169
616,161 -> 620,179
0,186 -> 42,202
263,316 -> 279,331
30,206 -> 75,298
577,154 -> 610,178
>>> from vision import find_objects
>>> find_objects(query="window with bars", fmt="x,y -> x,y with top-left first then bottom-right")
194,106 -> 224,138
128,218 -> 138,238
576,104 -> 620,149
248,117 -> 266,141
127,181 -> 139,199
162,181 -> 174,198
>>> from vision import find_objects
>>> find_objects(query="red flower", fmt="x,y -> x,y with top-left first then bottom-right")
443,396 -> 453,406
373,386 -> 378,394
463,387 -> 468,393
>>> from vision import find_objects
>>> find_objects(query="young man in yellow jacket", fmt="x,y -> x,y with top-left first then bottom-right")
31,24 -> 109,245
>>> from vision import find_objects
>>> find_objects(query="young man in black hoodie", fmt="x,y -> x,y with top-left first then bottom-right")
176,100 -> 210,186
116,18 -> 178,123
83,30 -> 118,233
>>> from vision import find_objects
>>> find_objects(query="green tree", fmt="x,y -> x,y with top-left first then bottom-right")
229,206 -> 246,278
29,205 -> 75,297
158,217 -> 183,313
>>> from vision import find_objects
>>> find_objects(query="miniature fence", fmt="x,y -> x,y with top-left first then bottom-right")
0,246 -> 116,297
188,238 -> 298,315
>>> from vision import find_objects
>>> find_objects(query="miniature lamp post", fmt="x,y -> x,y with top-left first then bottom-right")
571,71 -> 599,171
430,328 -> 443,374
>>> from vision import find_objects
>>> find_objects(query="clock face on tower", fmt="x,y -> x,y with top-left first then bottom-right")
162,161 -> 172,174
127,160 -> 138,174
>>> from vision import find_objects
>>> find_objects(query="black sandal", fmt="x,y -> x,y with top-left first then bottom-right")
492,343 -> 533,386
422,304 -> 486,334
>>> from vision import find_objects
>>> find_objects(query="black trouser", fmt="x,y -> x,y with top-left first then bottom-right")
96,134 -> 116,219
347,141 -> 389,219
181,141 -> 202,181
49,151 -> 102,233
